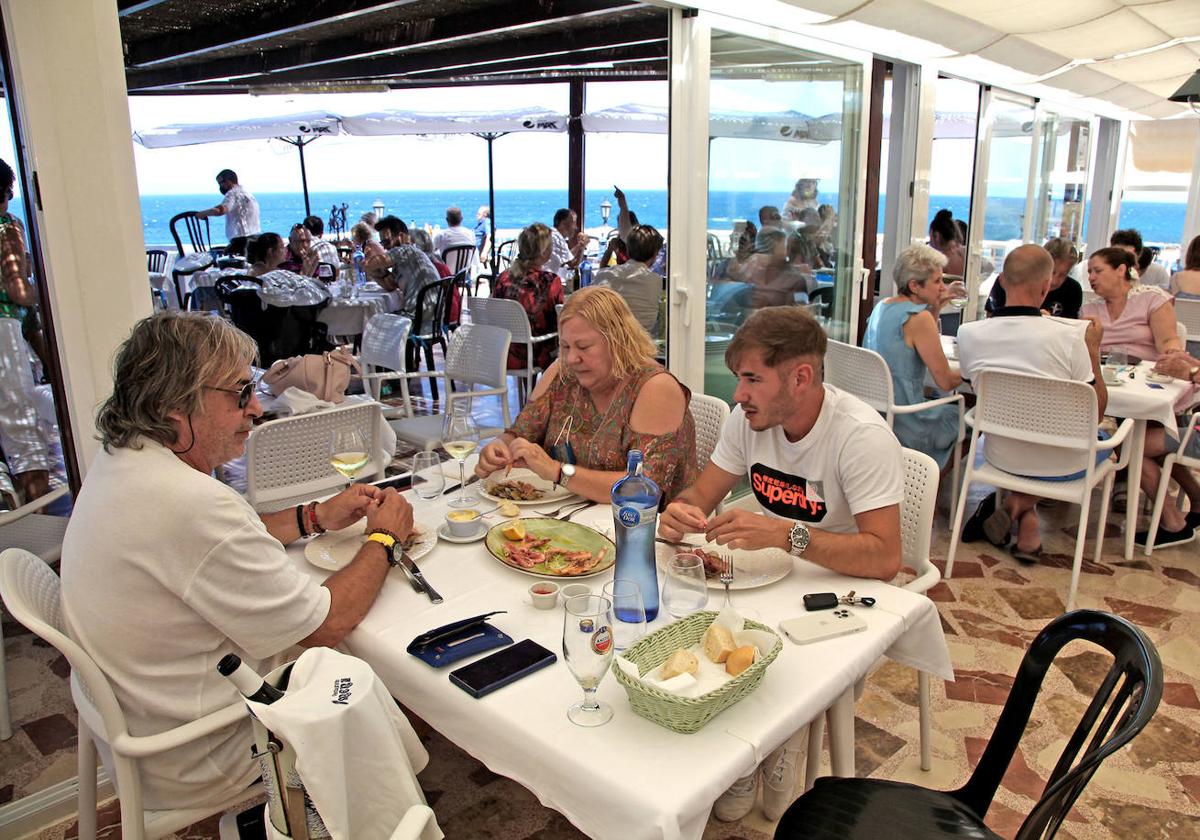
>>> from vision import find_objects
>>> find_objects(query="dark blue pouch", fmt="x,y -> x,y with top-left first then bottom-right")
407,611 -> 513,668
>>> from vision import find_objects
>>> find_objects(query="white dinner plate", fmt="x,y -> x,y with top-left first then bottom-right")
655,542 -> 795,590
479,467 -> 574,506
305,520 -> 434,571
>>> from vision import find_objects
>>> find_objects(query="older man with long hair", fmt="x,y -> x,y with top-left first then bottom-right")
61,311 -> 413,810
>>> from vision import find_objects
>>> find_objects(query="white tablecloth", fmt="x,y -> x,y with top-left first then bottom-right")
319,290 -> 403,339
288,474 -> 952,840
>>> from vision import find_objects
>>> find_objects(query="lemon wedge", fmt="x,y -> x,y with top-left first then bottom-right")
500,520 -> 526,541
498,501 -> 520,518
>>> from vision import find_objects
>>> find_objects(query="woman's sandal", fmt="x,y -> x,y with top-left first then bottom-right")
1009,544 -> 1045,565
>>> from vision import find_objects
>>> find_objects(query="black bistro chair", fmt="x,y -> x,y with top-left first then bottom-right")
405,276 -> 450,402
775,609 -> 1162,840
215,276 -> 329,367
440,243 -> 476,276
168,211 -> 217,310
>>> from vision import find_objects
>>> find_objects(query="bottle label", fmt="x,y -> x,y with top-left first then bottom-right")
591,625 -> 613,654
617,506 -> 642,527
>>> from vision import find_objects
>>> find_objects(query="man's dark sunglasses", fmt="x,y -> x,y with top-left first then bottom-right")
206,377 -> 258,409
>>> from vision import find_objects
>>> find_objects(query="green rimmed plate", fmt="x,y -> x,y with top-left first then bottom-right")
485,517 -> 616,579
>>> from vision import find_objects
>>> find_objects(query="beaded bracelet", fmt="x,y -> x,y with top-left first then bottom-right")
305,501 -> 327,535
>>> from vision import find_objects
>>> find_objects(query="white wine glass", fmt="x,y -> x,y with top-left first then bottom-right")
442,404 -> 479,509
330,429 -> 369,485
562,594 -> 615,727
662,553 -> 709,618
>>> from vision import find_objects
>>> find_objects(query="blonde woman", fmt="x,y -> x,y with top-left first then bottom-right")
491,222 -> 565,371
475,286 -> 697,504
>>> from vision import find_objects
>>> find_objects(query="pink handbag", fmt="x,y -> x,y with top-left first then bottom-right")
263,347 -> 362,403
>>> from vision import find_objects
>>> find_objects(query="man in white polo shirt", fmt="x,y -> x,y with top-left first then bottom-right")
956,243 -> 1107,562
660,305 -> 903,823
61,312 -> 416,813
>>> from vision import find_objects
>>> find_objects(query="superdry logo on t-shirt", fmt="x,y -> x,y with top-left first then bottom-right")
750,463 -> 827,522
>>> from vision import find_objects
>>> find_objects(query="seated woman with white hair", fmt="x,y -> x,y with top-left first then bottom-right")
863,244 -> 963,471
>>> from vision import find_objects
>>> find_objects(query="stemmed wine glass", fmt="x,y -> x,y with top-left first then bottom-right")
562,594 -> 615,727
442,404 -> 479,509
330,429 -> 369,485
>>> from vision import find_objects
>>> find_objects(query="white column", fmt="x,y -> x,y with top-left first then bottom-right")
881,61 -> 935,296
1,0 -> 151,474
666,9 -> 711,394
1086,117 -> 1126,255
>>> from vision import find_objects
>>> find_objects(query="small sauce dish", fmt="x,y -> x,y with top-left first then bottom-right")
445,509 -> 483,538
530,582 -> 559,610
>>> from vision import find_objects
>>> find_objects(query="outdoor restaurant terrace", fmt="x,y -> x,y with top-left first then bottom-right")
0,1 -> 1198,838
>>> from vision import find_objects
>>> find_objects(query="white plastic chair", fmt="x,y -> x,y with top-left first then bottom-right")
388,323 -> 513,452
946,370 -> 1134,611
805,448 -> 942,787
246,402 -> 387,512
357,313 -> 417,419
688,393 -> 731,473
1145,411 -> 1200,555
1176,298 -> 1200,345
468,296 -> 557,408
0,548 -> 262,840
825,340 -> 965,520
0,485 -> 70,740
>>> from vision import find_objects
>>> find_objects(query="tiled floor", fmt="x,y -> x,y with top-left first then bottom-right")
4,368 -> 1200,837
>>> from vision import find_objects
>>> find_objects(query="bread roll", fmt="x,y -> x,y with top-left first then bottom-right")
660,648 -> 699,680
725,645 -> 757,677
702,623 -> 737,663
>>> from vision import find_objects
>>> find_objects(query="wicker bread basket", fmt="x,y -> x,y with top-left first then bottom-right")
612,611 -> 782,733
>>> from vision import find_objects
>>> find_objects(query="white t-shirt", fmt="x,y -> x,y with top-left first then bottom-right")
61,439 -> 330,810
546,228 -> 573,279
1140,263 -> 1170,291
710,385 -> 904,534
957,310 -> 1095,476
432,224 -> 476,260
219,184 -> 260,239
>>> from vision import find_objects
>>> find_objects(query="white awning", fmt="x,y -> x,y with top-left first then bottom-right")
132,110 -> 343,148
339,109 -> 567,136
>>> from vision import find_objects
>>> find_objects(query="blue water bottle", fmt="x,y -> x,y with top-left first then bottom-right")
611,450 -> 661,621
579,257 -> 593,288
352,247 -> 366,286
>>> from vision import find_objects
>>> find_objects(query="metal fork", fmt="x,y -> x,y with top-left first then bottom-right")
535,499 -> 589,518
720,554 -> 734,607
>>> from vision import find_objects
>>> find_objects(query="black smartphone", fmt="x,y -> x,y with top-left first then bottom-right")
372,473 -> 413,491
448,639 -> 557,698
803,592 -> 839,611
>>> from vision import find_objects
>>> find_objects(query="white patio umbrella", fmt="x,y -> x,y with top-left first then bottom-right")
133,110 -> 344,217
340,109 -> 568,269
581,103 -> 841,143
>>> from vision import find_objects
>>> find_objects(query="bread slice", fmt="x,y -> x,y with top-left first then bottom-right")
725,645 -> 757,677
702,623 -> 737,663
660,648 -> 699,680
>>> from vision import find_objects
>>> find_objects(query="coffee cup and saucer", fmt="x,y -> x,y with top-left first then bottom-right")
439,509 -> 486,543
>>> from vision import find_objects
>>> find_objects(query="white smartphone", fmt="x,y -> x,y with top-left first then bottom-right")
779,610 -> 868,645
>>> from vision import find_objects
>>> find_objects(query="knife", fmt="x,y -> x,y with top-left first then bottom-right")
398,550 -> 444,604
441,473 -> 481,497
561,501 -> 598,521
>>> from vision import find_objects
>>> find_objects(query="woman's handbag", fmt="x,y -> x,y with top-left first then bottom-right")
263,346 -> 361,403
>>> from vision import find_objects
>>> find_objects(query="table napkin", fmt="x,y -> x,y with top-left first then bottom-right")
248,648 -> 441,840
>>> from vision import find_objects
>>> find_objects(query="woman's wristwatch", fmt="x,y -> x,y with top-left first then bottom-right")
556,462 -> 576,488
1190,364 -> 1200,384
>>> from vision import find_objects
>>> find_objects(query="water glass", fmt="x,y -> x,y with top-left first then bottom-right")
411,452 -> 444,500
562,594 -> 615,727
602,579 -> 646,652
662,553 -> 709,618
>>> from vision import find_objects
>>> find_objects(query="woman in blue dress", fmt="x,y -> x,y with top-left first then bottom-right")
864,244 -> 963,470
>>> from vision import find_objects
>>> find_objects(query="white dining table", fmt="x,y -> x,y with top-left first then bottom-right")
941,336 -> 1198,559
319,287 -> 404,341
287,469 -> 953,840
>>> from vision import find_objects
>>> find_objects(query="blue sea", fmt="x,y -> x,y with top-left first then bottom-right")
137,189 -> 1188,250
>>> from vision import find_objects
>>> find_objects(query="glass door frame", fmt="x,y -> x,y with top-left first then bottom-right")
961,85 -> 1039,325
1029,103 -> 1097,250
666,8 -> 874,393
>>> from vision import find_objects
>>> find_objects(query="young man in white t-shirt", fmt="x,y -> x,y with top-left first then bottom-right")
956,243 -> 1108,561
659,305 -> 904,822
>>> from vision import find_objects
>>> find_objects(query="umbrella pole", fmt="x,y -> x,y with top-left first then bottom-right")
297,136 -> 312,218
487,135 -> 497,274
